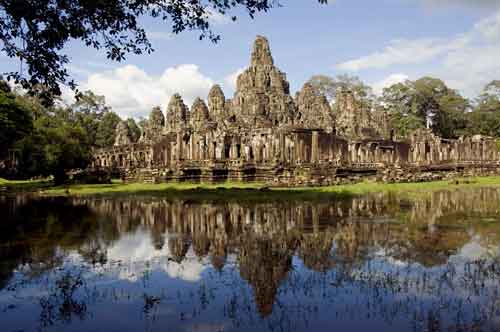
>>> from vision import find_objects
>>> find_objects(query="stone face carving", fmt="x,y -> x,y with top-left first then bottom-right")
296,83 -> 335,132
140,106 -> 165,143
335,88 -> 366,138
166,93 -> 188,131
190,98 -> 210,130
94,36 -> 500,184
232,35 -> 294,128
114,121 -> 132,146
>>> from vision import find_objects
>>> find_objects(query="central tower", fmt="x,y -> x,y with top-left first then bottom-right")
232,36 -> 296,128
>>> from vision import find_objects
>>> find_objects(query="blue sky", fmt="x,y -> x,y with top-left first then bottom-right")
2,0 -> 500,118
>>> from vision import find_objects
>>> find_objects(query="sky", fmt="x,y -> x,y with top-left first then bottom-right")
2,0 -> 500,119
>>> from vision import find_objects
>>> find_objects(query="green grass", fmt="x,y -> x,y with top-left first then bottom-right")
0,177 -> 53,191
16,175 -> 500,201
3,175 -> 500,201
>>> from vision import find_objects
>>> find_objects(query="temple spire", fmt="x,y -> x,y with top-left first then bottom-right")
251,35 -> 274,67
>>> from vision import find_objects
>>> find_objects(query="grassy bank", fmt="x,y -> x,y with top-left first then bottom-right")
0,177 -> 53,191
1,175 -> 497,200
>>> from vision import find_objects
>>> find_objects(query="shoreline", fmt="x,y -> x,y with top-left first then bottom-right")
3,176 -> 500,200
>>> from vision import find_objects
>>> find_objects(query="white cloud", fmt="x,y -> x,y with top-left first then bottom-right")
474,11 -> 500,41
106,230 -> 208,282
223,67 -> 245,92
336,37 -> 468,71
79,64 -> 214,119
337,9 -> 500,97
372,73 -> 409,95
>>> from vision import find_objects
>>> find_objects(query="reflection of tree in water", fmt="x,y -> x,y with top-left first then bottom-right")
389,225 -> 470,267
39,272 -> 87,330
2,188 -> 500,331
0,196 -> 103,289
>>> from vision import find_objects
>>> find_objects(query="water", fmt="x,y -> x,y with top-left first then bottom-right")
1,189 -> 500,332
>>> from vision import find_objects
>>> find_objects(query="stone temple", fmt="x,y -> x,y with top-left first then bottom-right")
93,36 -> 500,184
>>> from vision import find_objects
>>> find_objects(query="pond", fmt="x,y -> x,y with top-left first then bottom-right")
1,189 -> 499,332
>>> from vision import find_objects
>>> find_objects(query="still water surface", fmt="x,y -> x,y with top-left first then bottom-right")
1,189 -> 500,332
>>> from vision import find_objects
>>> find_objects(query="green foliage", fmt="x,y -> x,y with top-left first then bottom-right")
381,81 -> 426,137
36,114 -> 92,184
0,88 -> 33,159
96,112 -> 121,148
71,90 -> 120,148
433,92 -> 469,138
475,80 -> 500,113
464,80 -> 500,138
126,118 -> 141,143
2,87 -> 119,183
308,74 -> 374,106
381,77 -> 469,139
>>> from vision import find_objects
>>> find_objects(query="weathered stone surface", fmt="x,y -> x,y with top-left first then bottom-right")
208,85 -> 227,121
166,93 -> 188,131
114,121 -> 132,146
92,36 -> 500,185
295,83 -> 334,132
190,97 -> 210,130
232,35 -> 295,128
139,106 -> 165,143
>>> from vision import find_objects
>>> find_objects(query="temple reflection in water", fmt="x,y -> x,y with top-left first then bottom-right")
1,189 -> 500,331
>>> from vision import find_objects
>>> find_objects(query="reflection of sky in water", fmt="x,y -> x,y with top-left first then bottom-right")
105,228 -> 209,282
1,190 -> 500,332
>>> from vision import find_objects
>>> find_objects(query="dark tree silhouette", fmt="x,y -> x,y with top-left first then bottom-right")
0,0 -> 327,102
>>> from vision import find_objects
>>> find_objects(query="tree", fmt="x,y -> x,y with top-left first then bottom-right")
71,90 -> 112,147
1,0 -> 328,102
465,80 -> 500,137
380,77 -> 469,139
95,112 -> 121,148
432,92 -> 469,139
126,118 -> 141,143
0,86 -> 33,159
40,118 -> 91,184
380,81 -> 425,137
307,74 -> 374,105
475,80 -> 500,113
13,101 -> 92,183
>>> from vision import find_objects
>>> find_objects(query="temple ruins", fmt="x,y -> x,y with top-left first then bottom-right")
92,36 -> 500,184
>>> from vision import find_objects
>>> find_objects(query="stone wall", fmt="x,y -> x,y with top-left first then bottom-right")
92,36 -> 500,185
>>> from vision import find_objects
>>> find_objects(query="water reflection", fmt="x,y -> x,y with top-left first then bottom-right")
1,189 -> 500,331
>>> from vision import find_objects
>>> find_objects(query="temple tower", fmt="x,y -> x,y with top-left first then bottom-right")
232,36 -> 296,128
166,93 -> 188,131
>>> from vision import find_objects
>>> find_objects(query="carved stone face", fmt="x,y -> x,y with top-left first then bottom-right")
208,85 -> 225,117
190,98 -> 209,129
166,94 -> 188,130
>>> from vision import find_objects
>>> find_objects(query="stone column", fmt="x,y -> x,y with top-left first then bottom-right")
176,132 -> 183,161
279,133 -> 287,162
311,131 -> 319,163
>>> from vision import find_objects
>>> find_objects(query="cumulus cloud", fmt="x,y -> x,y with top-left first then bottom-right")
223,67 -> 245,92
372,73 -> 409,95
79,64 -> 214,119
337,9 -> 500,97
